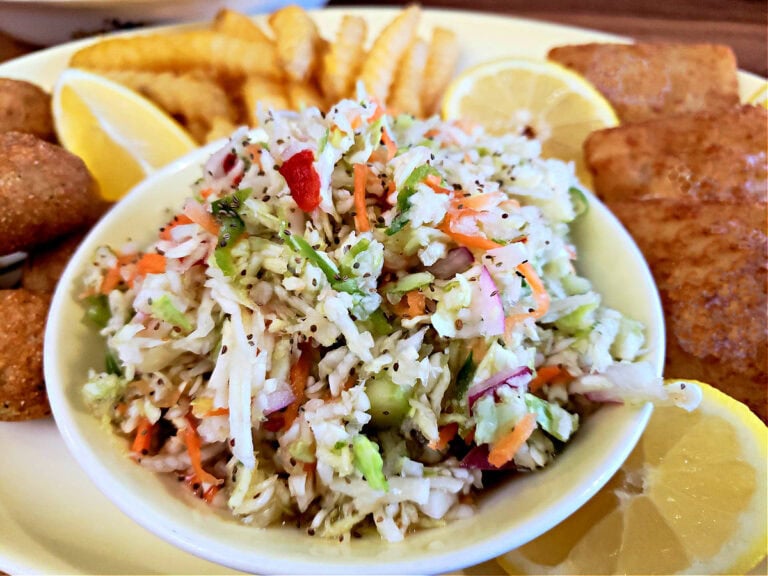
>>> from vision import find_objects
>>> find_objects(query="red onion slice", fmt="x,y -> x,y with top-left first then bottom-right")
263,389 -> 296,415
427,247 -> 474,279
467,366 -> 532,412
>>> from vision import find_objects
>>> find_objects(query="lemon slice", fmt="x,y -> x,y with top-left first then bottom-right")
52,68 -> 196,201
441,58 -> 618,186
747,83 -> 768,108
497,381 -> 767,575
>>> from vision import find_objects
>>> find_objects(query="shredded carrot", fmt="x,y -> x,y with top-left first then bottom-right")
393,290 -> 426,318
488,412 -> 537,468
424,174 -> 453,195
182,416 -> 222,486
130,417 -> 155,459
350,115 -> 363,130
504,262 -> 551,335
282,344 -> 312,431
136,253 -> 166,276
204,407 -> 230,417
353,163 -> 370,232
380,128 -> 397,161
517,262 -> 550,319
451,191 -> 504,211
438,220 -> 502,251
203,485 -> 220,503
183,200 -> 220,236
369,98 -> 386,122
463,427 -> 476,445
199,188 -> 214,200
529,365 -> 563,392
424,128 -> 441,139
100,266 -> 122,294
159,214 -> 194,240
428,423 -> 459,451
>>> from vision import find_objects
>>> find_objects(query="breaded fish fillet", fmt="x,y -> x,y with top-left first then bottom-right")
584,105 -> 768,205
22,229 -> 86,293
586,106 -> 768,422
548,43 -> 739,123
0,289 -> 51,421
0,78 -> 54,141
0,132 -> 108,255
608,200 -> 767,421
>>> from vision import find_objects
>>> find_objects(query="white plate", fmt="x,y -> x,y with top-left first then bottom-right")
0,8 -> 763,575
0,0 -> 326,46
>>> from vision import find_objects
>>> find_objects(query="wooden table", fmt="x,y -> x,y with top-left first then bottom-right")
1,0 -> 766,76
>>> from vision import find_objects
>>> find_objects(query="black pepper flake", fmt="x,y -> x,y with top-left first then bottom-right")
393,362 -> 399,371
221,345 -> 228,354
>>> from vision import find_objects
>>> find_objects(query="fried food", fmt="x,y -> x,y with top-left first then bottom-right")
241,75 -> 290,125
548,43 -> 740,123
584,105 -> 768,204
320,15 -> 368,102
0,289 -> 51,421
360,5 -> 421,103
608,200 -> 767,422
0,78 -> 54,141
70,31 -> 280,80
420,27 -> 460,116
586,105 -> 768,422
390,38 -> 428,117
21,229 -> 85,293
213,8 -> 272,45
287,80 -> 325,111
101,70 -> 236,140
0,132 -> 106,255
269,5 -> 322,84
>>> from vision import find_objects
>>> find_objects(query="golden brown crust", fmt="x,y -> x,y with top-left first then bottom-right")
0,289 -> 51,421
0,78 -> 54,141
585,105 -> 768,205
548,43 -> 740,123
0,132 -> 107,255
592,107 -> 768,421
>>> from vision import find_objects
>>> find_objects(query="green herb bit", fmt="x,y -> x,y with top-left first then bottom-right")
455,351 -> 477,399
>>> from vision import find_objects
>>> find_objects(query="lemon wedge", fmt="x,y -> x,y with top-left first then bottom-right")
52,68 -> 196,201
441,58 -> 618,186
747,83 -> 768,108
497,380 -> 767,575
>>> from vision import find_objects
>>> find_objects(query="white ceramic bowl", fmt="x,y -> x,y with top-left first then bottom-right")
0,0 -> 325,46
44,141 -> 663,575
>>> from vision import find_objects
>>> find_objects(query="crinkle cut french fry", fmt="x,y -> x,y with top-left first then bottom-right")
100,70 -> 236,127
421,27 -> 460,116
269,5 -> 321,84
287,81 -> 325,111
213,8 -> 273,44
390,38 -> 428,117
320,15 -> 368,102
360,5 -> 421,104
241,75 -> 290,126
204,116 -> 239,143
70,31 -> 280,79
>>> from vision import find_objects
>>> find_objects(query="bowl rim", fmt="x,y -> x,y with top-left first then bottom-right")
44,136 -> 661,574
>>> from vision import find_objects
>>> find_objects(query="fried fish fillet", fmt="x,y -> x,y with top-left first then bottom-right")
608,200 -> 767,421
586,106 -> 768,422
584,105 -> 768,205
548,43 -> 740,123
0,132 -> 107,255
0,289 -> 51,421
0,78 -> 54,141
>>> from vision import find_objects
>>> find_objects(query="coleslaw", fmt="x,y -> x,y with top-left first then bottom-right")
80,91 -> 699,541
